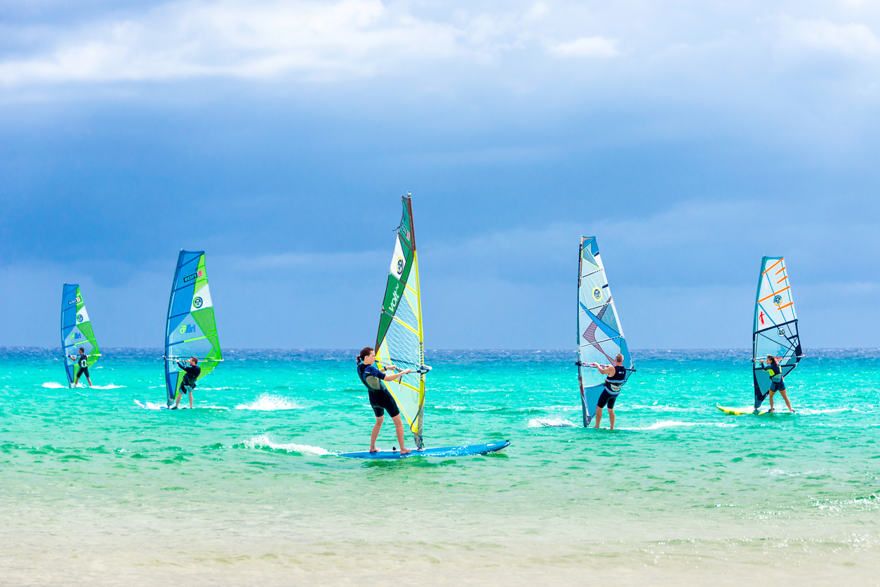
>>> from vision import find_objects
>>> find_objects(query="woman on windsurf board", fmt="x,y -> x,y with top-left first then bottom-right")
68,347 -> 93,388
356,347 -> 413,454
171,357 -> 201,410
587,353 -> 628,430
759,355 -> 795,413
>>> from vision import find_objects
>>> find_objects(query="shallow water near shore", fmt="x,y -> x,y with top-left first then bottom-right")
1,348 -> 878,585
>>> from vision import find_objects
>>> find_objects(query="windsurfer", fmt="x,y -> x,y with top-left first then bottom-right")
356,346 -> 413,454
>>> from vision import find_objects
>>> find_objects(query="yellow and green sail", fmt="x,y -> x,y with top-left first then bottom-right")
375,195 -> 428,449
164,250 -> 222,405
60,283 -> 100,385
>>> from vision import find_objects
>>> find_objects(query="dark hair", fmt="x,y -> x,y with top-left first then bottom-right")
191,357 -> 199,364
357,346 -> 374,364
767,355 -> 778,367
78,347 -> 85,352
615,353 -> 624,363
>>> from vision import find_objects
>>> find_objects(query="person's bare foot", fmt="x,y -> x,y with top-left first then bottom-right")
400,448 -> 411,455
369,448 -> 378,453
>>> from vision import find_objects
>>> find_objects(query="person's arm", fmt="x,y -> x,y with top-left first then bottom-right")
384,369 -> 412,382
597,364 -> 616,377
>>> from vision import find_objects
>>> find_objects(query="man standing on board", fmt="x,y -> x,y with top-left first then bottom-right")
68,347 -> 93,388
356,347 -> 413,454
760,355 -> 795,413
172,357 -> 201,410
589,353 -> 628,430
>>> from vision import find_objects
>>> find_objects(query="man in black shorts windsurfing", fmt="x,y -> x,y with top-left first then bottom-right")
171,357 -> 201,410
68,347 -> 93,388
356,346 -> 413,454
588,353 -> 628,430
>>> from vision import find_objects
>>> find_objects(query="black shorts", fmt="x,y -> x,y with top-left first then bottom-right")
770,380 -> 786,392
597,389 -> 619,409
180,383 -> 195,395
369,389 -> 400,418
76,366 -> 89,378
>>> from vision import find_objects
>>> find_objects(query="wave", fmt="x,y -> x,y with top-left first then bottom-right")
91,384 -> 125,390
528,417 -> 577,428
624,420 -> 737,431
630,404 -> 697,413
797,407 -> 849,415
241,434 -> 330,456
234,394 -> 304,411
41,382 -> 67,389
134,400 -> 229,411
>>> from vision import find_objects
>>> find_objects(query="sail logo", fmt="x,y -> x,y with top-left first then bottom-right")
77,315 -> 84,323
178,324 -> 195,335
759,311 -> 765,325
74,331 -> 83,339
773,294 -> 783,305
592,287 -> 603,302
193,296 -> 204,309
396,258 -> 405,276
778,328 -> 785,336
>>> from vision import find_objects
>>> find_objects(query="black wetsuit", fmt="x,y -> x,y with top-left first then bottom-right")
74,354 -> 89,379
357,362 -> 400,418
177,362 -> 201,394
597,365 -> 627,409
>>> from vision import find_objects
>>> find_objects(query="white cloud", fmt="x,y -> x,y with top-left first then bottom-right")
547,36 -> 619,58
780,18 -> 880,59
0,0 -> 465,85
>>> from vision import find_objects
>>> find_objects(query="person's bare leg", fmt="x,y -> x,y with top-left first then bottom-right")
173,391 -> 182,409
609,408 -> 615,430
594,407 -> 603,429
188,391 -> 194,409
86,375 -> 93,387
768,391 -> 775,412
370,417 -> 383,452
392,414 -> 410,454
780,390 -> 794,412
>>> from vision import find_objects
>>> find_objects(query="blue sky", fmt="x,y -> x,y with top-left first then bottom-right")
2,0 -> 879,349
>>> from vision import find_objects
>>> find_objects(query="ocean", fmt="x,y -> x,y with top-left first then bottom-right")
0,348 -> 877,585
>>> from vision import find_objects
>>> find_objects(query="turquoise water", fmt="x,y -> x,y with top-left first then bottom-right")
1,348 -> 878,585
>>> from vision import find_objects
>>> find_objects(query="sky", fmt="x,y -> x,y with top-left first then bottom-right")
1,0 -> 879,349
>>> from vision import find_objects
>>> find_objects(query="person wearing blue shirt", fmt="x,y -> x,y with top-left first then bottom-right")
356,346 -> 413,454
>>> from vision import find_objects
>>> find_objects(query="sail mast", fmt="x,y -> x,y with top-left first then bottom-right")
576,236 -> 632,427
375,194 -> 427,449
752,256 -> 802,409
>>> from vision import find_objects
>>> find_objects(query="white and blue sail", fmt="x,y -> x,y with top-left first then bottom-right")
576,236 -> 633,427
752,256 -> 802,409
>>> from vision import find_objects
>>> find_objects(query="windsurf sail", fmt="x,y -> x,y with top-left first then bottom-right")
752,256 -> 802,409
375,194 -> 428,449
60,283 -> 100,385
164,250 -> 222,406
576,236 -> 633,427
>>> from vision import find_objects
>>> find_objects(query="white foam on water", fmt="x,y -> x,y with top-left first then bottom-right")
528,417 -> 576,428
41,382 -> 67,389
235,394 -> 303,411
134,400 -> 165,410
243,434 -> 330,456
797,407 -> 848,415
630,404 -> 697,413
625,420 -> 737,431
91,384 -> 125,390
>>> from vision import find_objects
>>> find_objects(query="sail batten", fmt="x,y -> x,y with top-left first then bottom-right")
60,283 -> 100,386
163,250 -> 222,405
752,256 -> 802,409
375,195 -> 427,449
576,236 -> 633,427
